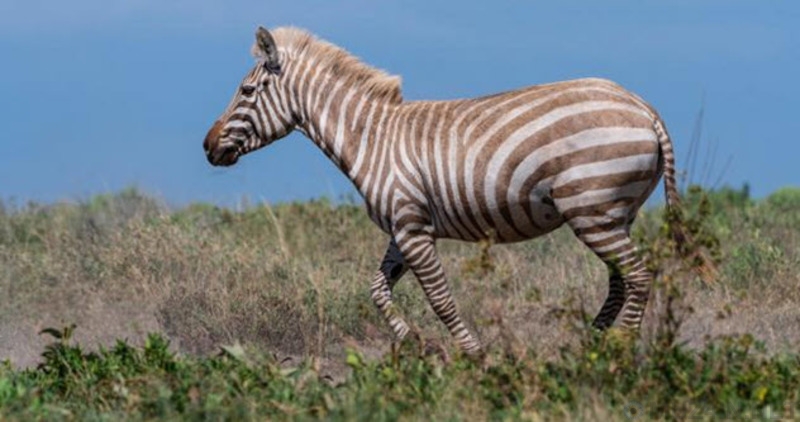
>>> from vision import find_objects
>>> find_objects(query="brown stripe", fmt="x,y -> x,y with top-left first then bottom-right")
373,111 -> 402,214
596,241 -> 637,261
584,231 -> 629,249
341,99 -> 375,175
552,170 -> 657,199
295,55 -> 319,121
393,112 -> 427,198
563,197 -> 637,222
321,82 -> 354,142
258,89 -> 278,136
572,217 -> 631,236
352,104 -> 387,186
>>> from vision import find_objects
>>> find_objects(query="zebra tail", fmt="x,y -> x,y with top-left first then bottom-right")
654,119 -> 718,284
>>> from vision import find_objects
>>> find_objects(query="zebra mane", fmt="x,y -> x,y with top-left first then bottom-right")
254,27 -> 403,104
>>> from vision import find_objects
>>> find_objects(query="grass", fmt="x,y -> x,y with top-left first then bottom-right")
1,185 -> 799,420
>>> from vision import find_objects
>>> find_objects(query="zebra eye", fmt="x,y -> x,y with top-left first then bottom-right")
240,85 -> 256,96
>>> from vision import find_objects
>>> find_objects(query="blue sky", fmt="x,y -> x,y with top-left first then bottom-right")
0,1 -> 797,206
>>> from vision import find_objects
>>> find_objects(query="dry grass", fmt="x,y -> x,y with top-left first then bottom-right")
1,186 -> 798,379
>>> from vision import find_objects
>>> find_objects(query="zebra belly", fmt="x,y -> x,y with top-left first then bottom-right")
428,179 -> 564,244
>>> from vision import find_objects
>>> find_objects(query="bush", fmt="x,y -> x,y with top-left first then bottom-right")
1,323 -> 799,420
765,187 -> 800,213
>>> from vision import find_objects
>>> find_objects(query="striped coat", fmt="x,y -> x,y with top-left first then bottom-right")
204,26 -> 707,355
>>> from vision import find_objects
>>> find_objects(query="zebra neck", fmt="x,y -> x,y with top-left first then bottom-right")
297,87 -> 401,202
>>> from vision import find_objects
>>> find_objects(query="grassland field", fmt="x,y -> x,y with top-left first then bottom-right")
0,185 -> 799,420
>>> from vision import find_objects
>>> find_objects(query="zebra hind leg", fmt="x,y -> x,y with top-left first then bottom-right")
570,222 -> 653,332
592,265 -> 625,330
370,239 -> 411,340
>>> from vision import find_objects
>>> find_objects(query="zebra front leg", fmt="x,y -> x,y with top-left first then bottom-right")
370,239 -> 411,340
394,231 -> 482,356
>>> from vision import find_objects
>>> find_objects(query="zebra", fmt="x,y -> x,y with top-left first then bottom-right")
203,26 -> 713,356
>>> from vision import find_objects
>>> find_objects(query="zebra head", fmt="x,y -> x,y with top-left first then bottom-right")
204,27 -> 294,166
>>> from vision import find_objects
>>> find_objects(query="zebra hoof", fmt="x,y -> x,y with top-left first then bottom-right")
603,327 -> 638,348
390,328 -> 424,357
422,339 -> 451,365
463,347 -> 487,367
591,318 -> 615,331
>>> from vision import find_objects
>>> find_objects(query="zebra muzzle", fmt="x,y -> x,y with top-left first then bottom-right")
207,144 -> 240,166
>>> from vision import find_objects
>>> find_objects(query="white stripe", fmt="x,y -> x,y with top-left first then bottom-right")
364,107 -> 395,207
378,112 -> 403,217
348,101 -> 379,180
299,57 -> 323,122
433,103 -> 472,236
317,79 -> 346,139
350,94 -> 370,132
270,74 -> 291,123
569,206 -> 630,229
396,111 -> 427,203
306,69 -> 329,119
593,238 -> 631,254
285,56 -> 312,115
582,230 -> 623,243
552,152 -> 657,191
259,93 -> 280,136
557,180 -> 653,211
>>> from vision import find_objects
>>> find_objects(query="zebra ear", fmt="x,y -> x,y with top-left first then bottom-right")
255,26 -> 282,75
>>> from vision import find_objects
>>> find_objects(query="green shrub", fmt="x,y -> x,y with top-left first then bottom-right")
765,187 -> 800,213
1,324 -> 798,421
